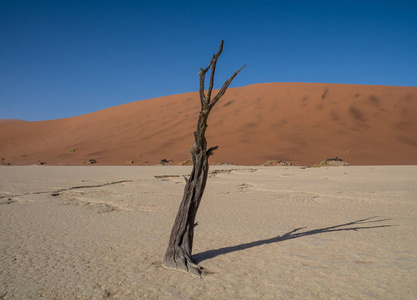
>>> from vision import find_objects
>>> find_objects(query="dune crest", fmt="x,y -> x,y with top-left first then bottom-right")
0,119 -> 27,124
1,82 -> 416,166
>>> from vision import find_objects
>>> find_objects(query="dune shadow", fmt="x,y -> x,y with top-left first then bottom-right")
193,217 -> 392,264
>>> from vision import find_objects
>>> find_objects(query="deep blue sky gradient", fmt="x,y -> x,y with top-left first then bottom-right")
1,0 -> 416,121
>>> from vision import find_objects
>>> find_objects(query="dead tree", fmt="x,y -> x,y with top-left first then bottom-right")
162,40 -> 245,276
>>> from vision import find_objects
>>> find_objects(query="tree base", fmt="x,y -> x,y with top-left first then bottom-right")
163,251 -> 203,277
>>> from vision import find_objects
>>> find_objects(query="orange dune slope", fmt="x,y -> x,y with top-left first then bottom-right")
1,83 -> 416,166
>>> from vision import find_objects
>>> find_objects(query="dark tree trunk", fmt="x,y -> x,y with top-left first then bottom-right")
162,40 -> 245,276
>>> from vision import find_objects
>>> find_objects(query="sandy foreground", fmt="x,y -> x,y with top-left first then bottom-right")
0,165 -> 416,299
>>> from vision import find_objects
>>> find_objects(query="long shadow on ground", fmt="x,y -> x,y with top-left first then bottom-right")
193,217 -> 392,264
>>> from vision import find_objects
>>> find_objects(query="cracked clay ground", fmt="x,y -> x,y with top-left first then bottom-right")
1,166 -> 417,299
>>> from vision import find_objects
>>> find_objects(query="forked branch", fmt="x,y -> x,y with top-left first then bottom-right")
198,40 -> 245,108
210,64 -> 246,108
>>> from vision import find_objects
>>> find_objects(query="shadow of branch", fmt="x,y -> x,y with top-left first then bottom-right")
193,216 -> 393,264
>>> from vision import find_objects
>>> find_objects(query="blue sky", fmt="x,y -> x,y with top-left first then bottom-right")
1,0 -> 416,121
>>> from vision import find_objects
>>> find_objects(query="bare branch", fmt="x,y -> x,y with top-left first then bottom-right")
206,146 -> 219,157
210,64 -> 246,108
198,68 -> 207,105
207,40 -> 224,102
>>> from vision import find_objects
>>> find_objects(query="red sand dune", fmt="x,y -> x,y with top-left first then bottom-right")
1,83 -> 416,166
0,119 -> 27,124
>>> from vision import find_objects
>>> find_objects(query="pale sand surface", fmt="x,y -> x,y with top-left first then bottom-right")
1,166 -> 416,299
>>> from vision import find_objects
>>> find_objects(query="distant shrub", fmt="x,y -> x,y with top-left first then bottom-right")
262,160 -> 292,166
313,157 -> 349,167
157,159 -> 173,166
179,159 -> 192,166
82,159 -> 96,165
1,158 -> 11,165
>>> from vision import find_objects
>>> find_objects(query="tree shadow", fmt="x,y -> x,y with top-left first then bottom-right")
193,217 -> 392,264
